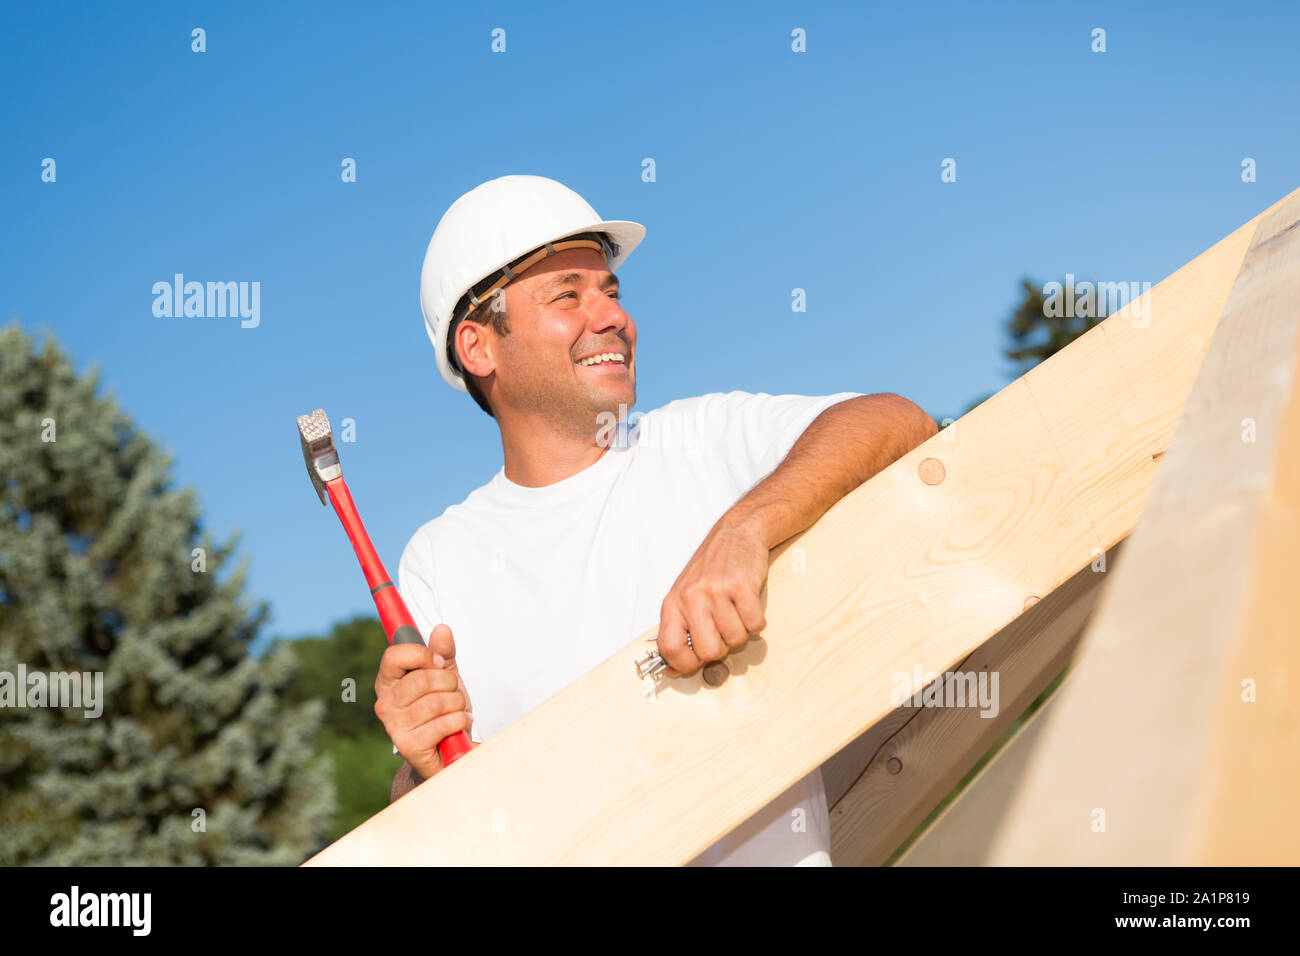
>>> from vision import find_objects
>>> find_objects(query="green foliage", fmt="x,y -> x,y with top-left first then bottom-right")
0,323 -> 335,864
1003,276 -> 1107,378
278,615 -> 386,739
316,729 -> 396,837
276,615 -> 397,840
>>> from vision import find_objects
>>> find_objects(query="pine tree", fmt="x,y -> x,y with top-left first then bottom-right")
1003,277 -> 1106,378
0,323 -> 335,864
278,615 -> 399,838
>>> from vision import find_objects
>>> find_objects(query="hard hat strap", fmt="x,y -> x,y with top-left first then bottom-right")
464,237 -> 609,314
448,233 -> 613,375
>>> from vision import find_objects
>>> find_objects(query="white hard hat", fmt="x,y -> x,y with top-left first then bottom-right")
420,174 -> 646,394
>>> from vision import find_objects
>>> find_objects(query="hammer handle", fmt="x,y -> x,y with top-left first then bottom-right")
324,476 -> 474,767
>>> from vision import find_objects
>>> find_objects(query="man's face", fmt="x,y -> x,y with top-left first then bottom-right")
492,247 -> 637,432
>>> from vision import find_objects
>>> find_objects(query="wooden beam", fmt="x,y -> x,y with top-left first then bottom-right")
1197,321 -> 1300,863
828,544 -> 1116,865
305,192 -> 1286,867
985,189 -> 1300,865
821,699 -> 918,812
895,685 -> 1059,866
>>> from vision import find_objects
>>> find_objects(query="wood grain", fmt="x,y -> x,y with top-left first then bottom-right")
896,686 -> 1059,866
828,545 -> 1115,865
1196,317 -> 1300,863
305,192 -> 1288,867
985,188 -> 1300,865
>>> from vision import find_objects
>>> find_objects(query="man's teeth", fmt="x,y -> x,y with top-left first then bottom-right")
577,353 -> 627,366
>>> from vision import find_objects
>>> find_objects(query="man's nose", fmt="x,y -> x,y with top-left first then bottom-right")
589,293 -> 631,336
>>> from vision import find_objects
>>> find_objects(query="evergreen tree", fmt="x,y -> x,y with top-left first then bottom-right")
0,323 -> 335,864
280,616 -> 387,740
1003,277 -> 1107,378
278,615 -> 399,839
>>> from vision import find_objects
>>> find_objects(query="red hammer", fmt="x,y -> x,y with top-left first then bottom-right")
296,408 -> 473,768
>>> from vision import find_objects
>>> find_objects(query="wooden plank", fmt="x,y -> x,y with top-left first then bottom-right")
985,189 -> 1300,865
828,544 -> 1116,865
821,707 -> 912,812
817,558 -> 1111,815
895,686 -> 1058,866
305,193 -> 1284,867
1196,324 -> 1300,863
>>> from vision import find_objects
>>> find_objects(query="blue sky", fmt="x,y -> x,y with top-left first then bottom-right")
4,0 -> 1297,643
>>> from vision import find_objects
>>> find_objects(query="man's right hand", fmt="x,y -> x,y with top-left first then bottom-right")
374,623 -> 473,782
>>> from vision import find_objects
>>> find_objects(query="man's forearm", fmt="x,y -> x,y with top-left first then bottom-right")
727,393 -> 937,549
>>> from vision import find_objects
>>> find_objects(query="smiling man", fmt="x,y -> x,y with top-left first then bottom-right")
374,174 -> 937,866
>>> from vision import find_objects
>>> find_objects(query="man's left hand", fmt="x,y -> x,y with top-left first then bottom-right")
657,517 -> 770,676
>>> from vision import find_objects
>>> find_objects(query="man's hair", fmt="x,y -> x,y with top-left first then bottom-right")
455,295 -> 510,418
448,231 -> 619,420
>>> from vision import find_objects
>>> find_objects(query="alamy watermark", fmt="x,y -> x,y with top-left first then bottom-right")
1043,274 -> 1152,328
152,273 -> 260,328
0,665 -> 103,718
49,886 -> 150,935
595,402 -> 725,455
891,663 -> 1000,718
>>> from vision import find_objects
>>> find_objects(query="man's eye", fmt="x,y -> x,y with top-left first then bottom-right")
554,291 -> 621,301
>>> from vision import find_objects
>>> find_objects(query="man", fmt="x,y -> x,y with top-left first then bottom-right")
374,174 -> 937,865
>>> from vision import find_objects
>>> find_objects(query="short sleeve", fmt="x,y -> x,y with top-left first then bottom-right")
395,530 -> 483,749
397,538 -> 440,649
394,532 -> 484,748
700,390 -> 865,490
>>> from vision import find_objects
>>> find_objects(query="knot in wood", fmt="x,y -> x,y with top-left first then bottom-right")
918,457 -> 946,485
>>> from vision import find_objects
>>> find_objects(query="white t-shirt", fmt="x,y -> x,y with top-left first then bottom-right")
397,389 -> 863,866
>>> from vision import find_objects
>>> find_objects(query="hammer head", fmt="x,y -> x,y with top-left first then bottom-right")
296,408 -> 342,505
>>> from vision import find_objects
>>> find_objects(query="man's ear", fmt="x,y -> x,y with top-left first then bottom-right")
456,321 -> 495,379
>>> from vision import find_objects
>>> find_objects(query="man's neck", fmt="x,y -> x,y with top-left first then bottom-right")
498,417 -> 610,488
